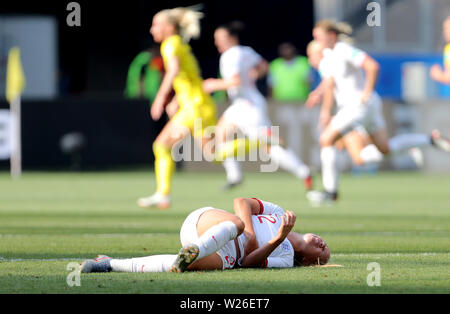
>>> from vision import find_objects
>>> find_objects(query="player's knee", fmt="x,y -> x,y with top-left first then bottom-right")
352,156 -> 365,166
233,197 -> 246,208
153,140 -> 165,151
377,145 -> 390,155
232,217 -> 245,236
319,134 -> 332,147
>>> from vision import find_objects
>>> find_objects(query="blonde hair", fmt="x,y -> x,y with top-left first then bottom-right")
306,40 -> 324,55
314,19 -> 354,44
157,6 -> 204,42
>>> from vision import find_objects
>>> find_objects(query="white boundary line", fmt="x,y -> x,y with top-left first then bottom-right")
1,252 -> 448,263
0,257 -> 84,262
0,233 -> 171,238
333,252 -> 450,257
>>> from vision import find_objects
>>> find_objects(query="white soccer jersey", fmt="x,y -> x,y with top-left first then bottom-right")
318,41 -> 371,108
182,203 -> 294,270
220,45 -> 266,108
243,199 -> 295,268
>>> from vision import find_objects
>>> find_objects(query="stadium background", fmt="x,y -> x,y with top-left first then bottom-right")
0,0 -> 449,172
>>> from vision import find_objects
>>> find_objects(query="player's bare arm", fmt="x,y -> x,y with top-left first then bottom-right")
233,197 -> 261,255
151,56 -> 180,120
360,55 -> 379,103
240,211 -> 296,268
318,77 -> 335,130
203,73 -> 241,94
430,64 -> 450,84
165,95 -> 179,118
430,17 -> 450,84
306,79 -> 326,108
248,59 -> 269,81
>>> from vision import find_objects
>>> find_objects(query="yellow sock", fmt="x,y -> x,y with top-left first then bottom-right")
153,142 -> 175,196
215,138 -> 261,162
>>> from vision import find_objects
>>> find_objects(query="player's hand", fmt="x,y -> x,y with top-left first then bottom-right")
319,111 -> 331,131
165,99 -> 179,118
306,90 -> 322,108
248,68 -> 259,82
275,211 -> 296,242
244,232 -> 259,256
203,79 -> 218,94
360,90 -> 372,105
150,99 -> 165,121
429,64 -> 443,81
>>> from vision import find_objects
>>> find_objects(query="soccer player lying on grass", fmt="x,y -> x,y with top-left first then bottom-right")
81,198 -> 330,273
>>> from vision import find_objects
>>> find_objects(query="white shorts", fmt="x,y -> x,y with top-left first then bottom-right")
179,207 -> 243,270
222,98 -> 272,140
331,93 -> 386,135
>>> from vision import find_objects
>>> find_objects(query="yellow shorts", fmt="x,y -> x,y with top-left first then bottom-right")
171,103 -> 217,138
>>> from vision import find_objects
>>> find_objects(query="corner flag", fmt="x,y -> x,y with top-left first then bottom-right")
6,47 -> 26,104
6,47 -> 26,179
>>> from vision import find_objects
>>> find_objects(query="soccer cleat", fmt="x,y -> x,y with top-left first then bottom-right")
170,244 -> 200,273
408,147 -> 424,168
306,190 -> 338,207
431,130 -> 450,153
137,193 -> 171,210
222,179 -> 243,191
80,255 -> 112,273
303,175 -> 314,191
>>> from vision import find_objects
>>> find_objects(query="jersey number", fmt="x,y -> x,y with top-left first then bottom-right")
257,215 -> 276,224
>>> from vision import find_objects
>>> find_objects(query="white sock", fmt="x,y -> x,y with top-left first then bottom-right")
360,144 -> 384,164
194,221 -> 238,260
222,158 -> 242,183
321,146 -> 339,194
270,145 -> 310,179
110,255 -> 177,273
388,134 -> 431,154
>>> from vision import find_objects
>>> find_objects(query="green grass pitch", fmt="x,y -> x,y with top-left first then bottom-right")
0,170 -> 449,294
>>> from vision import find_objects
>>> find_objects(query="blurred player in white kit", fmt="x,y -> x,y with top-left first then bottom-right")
203,22 -> 313,192
305,20 -> 450,205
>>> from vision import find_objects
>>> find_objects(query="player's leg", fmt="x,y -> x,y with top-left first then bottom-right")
365,128 -> 423,166
82,209 -> 245,274
214,115 -> 243,189
366,128 -> 450,167
319,125 -> 342,198
80,254 -> 179,273
195,208 -> 244,241
430,129 -> 450,153
307,108 -> 355,205
137,116 -> 190,209
173,208 -> 245,272
215,137 -> 261,161
83,253 -> 211,273
214,99 -> 263,161
343,129 -> 378,166
267,139 -> 313,190
189,104 -> 244,190
216,101 -> 313,190
256,108 -> 312,187
373,130 -> 444,155
363,97 -> 445,161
